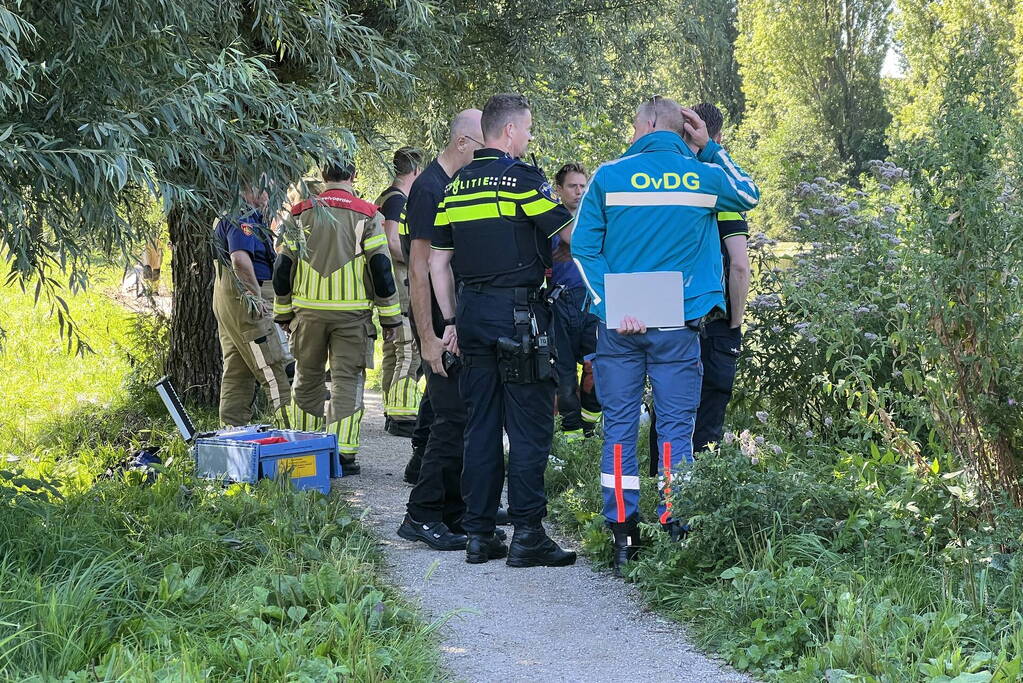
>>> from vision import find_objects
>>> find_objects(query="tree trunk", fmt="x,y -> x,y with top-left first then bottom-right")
166,205 -> 221,407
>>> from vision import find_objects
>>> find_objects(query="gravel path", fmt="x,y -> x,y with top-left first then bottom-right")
336,390 -> 751,683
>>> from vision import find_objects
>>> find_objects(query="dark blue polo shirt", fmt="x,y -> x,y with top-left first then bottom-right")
213,208 -> 275,282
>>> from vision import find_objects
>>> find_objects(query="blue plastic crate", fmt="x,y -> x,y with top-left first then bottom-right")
193,429 -> 338,494
155,376 -> 342,493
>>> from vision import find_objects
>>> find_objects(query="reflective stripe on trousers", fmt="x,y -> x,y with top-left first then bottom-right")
594,327 -> 701,523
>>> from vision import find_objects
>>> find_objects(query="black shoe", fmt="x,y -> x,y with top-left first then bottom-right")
403,446 -> 423,485
397,515 -> 467,551
465,533 -> 508,564
386,419 -> 416,438
610,520 -> 642,577
495,506 -> 510,526
506,525 -> 577,568
340,457 -> 360,476
661,520 -> 690,542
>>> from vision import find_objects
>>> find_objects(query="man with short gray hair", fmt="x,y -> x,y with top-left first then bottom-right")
572,96 -> 759,575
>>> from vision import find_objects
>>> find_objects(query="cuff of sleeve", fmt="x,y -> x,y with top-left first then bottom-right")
698,139 -> 722,163
377,303 -> 401,318
273,300 -> 293,315
274,313 -> 295,324
547,217 -> 573,238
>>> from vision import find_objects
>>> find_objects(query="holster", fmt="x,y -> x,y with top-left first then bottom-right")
495,287 -> 556,385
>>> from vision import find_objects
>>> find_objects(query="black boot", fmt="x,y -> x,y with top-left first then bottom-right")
340,456 -> 360,476
397,515 -> 467,551
495,506 -> 510,526
610,520 -> 642,577
661,519 -> 690,542
506,525 -> 577,568
386,419 -> 416,438
465,533 -> 508,564
403,444 -> 423,485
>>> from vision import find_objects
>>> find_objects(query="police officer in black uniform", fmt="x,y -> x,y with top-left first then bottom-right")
429,93 -> 577,567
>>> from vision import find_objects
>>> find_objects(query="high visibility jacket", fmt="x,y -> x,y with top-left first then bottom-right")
431,148 -> 573,288
572,131 -> 760,322
273,182 -> 402,325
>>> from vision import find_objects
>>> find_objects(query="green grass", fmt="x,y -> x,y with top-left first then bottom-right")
0,275 -> 445,681
0,272 -> 135,451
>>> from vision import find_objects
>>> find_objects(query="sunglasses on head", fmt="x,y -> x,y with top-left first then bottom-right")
648,94 -> 663,128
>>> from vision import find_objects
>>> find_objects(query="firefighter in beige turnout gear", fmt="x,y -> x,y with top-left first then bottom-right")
273,162 -> 402,473
212,187 -> 292,427
375,147 -> 425,437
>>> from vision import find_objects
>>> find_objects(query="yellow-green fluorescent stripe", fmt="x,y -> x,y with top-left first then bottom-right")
521,197 -> 559,217
364,234 -> 387,250
292,297 -> 371,310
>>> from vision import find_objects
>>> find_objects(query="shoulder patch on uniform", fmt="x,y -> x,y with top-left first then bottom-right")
240,222 -> 254,236
538,181 -> 559,203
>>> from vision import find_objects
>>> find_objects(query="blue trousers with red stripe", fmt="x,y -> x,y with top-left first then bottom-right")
595,327 -> 702,524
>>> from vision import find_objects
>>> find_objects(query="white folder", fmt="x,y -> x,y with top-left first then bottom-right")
603,271 -> 685,329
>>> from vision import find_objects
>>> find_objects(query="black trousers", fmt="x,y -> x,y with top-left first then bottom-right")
552,286 -> 601,432
408,303 -> 436,453
457,286 -> 555,534
649,319 -> 742,469
406,365 -> 465,526
411,383 -> 434,453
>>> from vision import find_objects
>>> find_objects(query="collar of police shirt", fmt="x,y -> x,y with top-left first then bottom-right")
473,148 -> 512,162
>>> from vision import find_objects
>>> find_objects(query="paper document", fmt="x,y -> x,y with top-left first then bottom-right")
603,271 -> 685,329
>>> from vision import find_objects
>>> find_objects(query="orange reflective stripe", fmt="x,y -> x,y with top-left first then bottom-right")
660,442 -> 673,524
613,443 -> 626,523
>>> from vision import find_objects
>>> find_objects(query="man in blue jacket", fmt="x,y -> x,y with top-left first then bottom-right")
571,96 -> 759,575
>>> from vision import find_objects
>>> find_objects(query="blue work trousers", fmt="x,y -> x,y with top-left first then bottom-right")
595,327 -> 702,524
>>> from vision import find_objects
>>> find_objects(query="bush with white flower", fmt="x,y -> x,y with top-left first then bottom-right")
736,149 -> 1023,498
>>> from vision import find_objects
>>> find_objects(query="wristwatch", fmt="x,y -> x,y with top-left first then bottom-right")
442,317 -> 456,327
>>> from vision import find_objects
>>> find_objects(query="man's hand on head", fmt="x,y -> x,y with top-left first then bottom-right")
617,316 -> 647,335
681,108 -> 710,151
